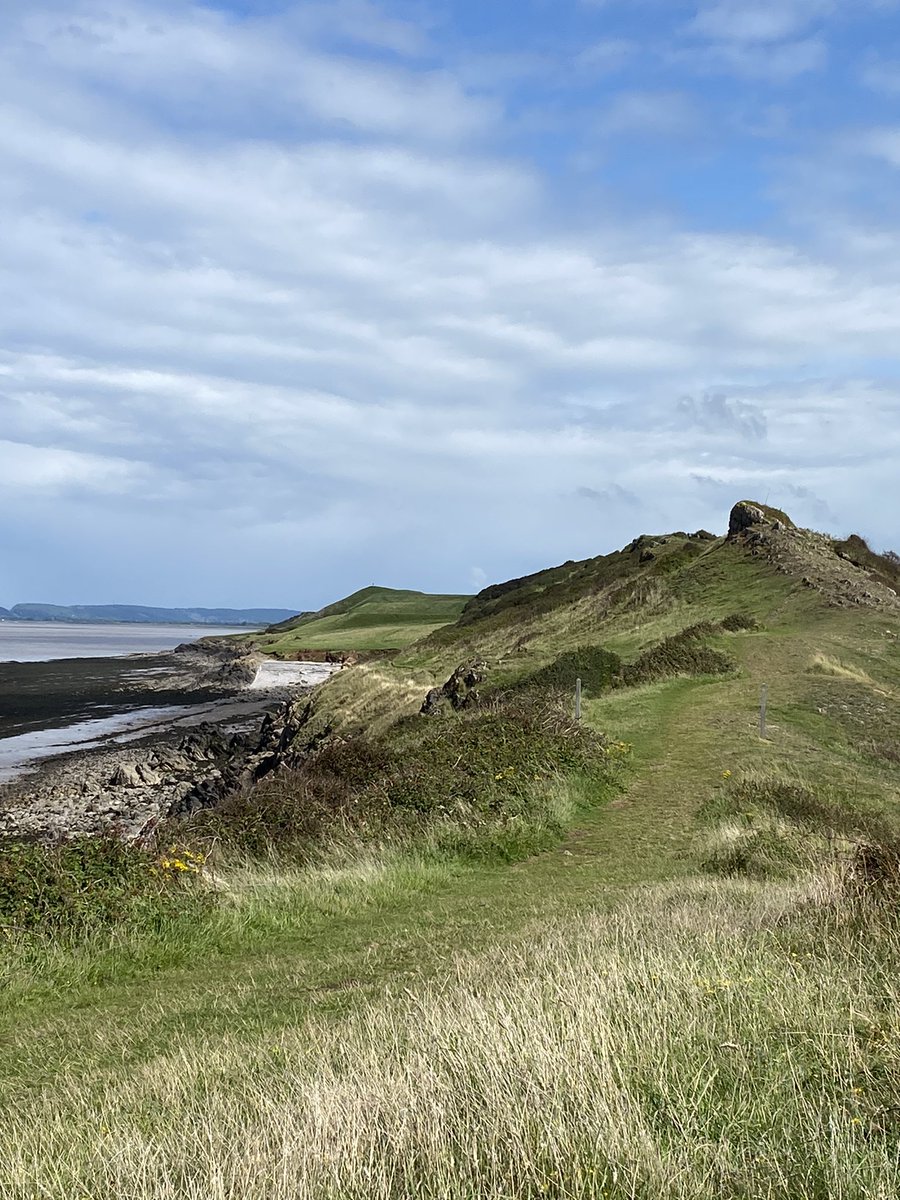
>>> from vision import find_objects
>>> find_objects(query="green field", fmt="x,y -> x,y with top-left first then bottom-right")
2,508 -> 900,1198
255,585 -> 470,654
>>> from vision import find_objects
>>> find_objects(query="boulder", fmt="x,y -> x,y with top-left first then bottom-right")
109,763 -> 142,788
136,762 -> 162,786
728,502 -> 766,539
420,660 -> 487,716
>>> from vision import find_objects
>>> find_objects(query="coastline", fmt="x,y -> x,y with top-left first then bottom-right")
0,643 -> 338,842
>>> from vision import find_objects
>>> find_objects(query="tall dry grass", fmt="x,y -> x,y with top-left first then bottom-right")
3,873 -> 898,1199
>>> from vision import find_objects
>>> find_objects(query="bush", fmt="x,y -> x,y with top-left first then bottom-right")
0,836 -> 203,934
186,744 -> 390,859
183,692 -> 619,860
511,646 -> 622,700
720,612 -> 759,632
619,623 -> 733,687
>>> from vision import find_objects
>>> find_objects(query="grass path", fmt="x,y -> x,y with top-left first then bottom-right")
0,623 -> 889,1105
0,677 -> 729,1100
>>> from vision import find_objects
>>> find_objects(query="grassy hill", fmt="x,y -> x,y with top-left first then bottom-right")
253,585 -> 470,654
3,501 -> 900,1199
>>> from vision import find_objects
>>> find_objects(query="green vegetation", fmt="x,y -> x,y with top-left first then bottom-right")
254,585 -> 470,654
2,501 -> 900,1197
834,533 -> 900,592
0,836 -> 204,932
509,645 -> 622,698
182,688 -> 621,862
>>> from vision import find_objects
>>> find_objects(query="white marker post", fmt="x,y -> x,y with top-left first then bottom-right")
575,677 -> 582,722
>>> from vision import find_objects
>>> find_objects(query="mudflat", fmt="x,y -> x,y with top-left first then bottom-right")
0,653 -> 223,740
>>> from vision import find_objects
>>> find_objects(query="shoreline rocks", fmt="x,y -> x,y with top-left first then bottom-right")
0,658 -> 337,843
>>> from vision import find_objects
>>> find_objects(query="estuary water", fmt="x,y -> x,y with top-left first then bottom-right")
0,622 -> 252,663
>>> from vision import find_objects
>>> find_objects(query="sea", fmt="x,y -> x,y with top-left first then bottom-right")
0,622 -> 251,664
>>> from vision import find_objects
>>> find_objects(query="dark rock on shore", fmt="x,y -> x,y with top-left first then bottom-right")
0,692 -> 326,844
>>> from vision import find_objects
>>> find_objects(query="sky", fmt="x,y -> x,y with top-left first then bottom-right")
2,0 -> 900,609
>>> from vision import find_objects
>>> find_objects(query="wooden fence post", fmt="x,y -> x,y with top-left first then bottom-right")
759,684 -> 768,739
575,677 -> 582,722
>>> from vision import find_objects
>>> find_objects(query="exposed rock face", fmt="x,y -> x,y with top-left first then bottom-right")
109,764 -> 143,788
171,642 -> 261,690
727,501 -> 900,613
421,660 -> 486,716
728,502 -> 767,539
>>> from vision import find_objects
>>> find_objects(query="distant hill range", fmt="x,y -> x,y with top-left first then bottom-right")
0,603 -> 300,627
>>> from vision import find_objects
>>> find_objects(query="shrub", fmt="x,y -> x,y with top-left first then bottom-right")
618,623 -> 733,687
510,646 -> 622,699
186,744 -> 390,859
720,612 -> 759,632
183,692 -> 618,860
0,836 -> 203,934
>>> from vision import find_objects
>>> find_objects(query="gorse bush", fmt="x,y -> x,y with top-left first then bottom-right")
720,611 -> 759,632
502,617 -> 753,706
512,646 -> 622,699
619,622 -> 734,687
184,691 -> 618,860
0,836 -> 204,933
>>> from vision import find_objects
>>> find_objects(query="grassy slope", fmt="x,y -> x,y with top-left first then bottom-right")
254,585 -> 470,654
3,523 -> 900,1196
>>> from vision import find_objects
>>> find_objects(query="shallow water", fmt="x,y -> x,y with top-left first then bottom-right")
0,622 -> 252,663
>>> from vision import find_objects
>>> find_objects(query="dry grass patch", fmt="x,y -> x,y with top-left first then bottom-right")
809,653 -> 886,691
4,877 -> 899,1199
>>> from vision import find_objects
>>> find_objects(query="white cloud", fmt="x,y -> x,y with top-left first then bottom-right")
11,1 -> 494,143
680,0 -> 831,79
688,0 -> 834,43
594,89 -> 699,137
0,0 -> 898,604
0,438 -> 150,497
860,56 -> 900,94
672,35 -> 827,80
574,39 -> 636,73
858,126 -> 900,166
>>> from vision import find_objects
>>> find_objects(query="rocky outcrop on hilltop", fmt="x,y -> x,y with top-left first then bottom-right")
727,501 -> 900,612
